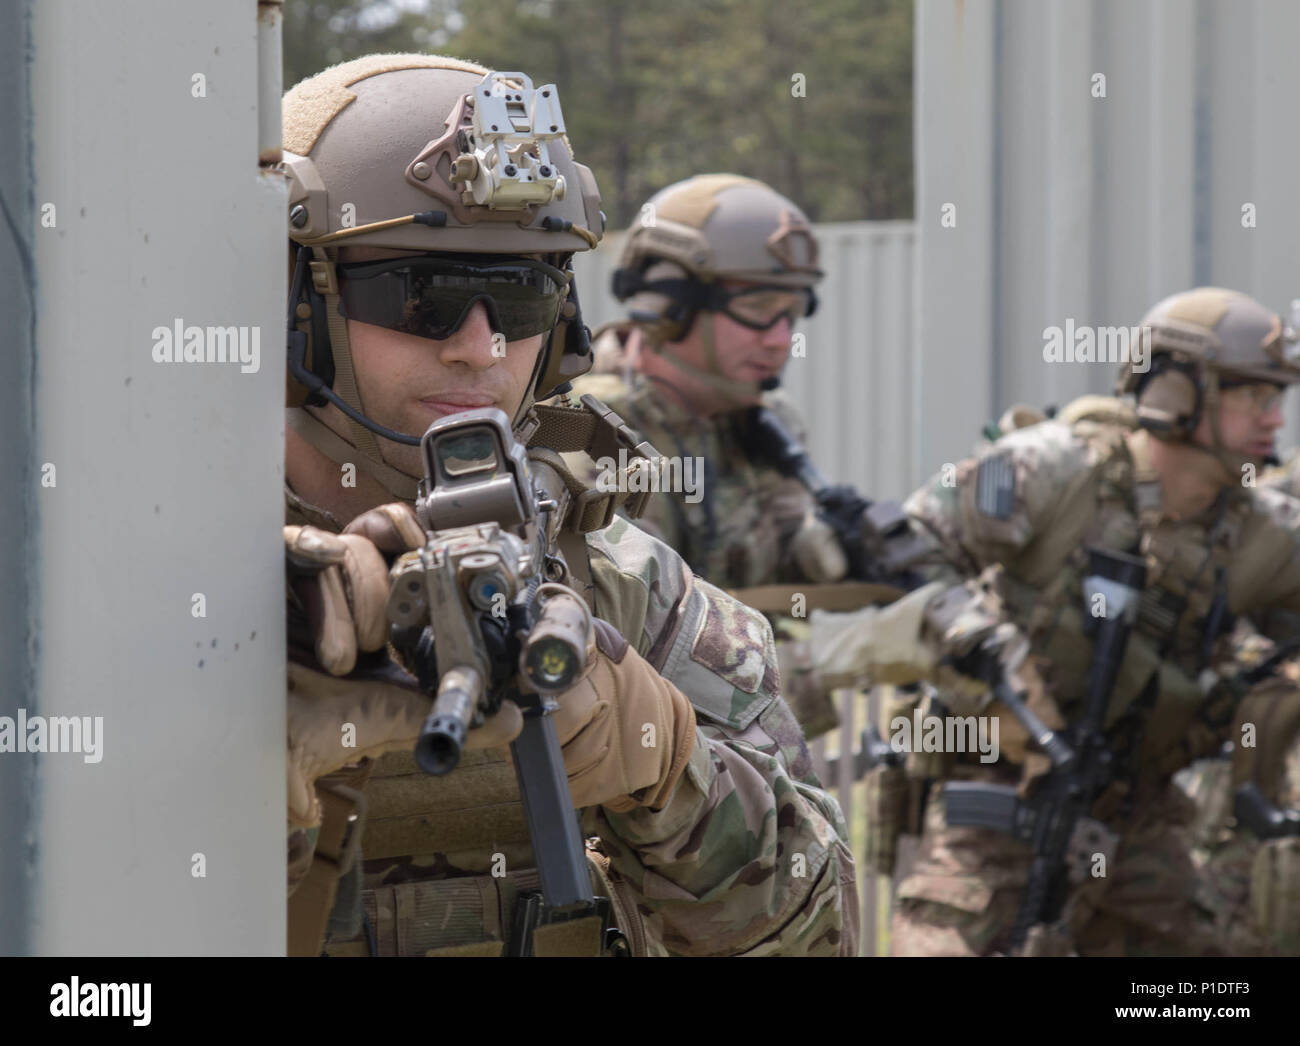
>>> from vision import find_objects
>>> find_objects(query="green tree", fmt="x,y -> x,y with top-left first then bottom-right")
280,0 -> 913,225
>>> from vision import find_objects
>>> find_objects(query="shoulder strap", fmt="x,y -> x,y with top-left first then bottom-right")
527,395 -> 662,532
557,529 -> 594,607
287,761 -> 373,957
287,407 -> 419,502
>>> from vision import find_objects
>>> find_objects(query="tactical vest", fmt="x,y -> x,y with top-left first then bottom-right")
575,373 -> 809,589
990,423 -> 1267,798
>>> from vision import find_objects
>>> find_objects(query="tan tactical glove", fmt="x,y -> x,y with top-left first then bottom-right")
287,658 -> 427,827
790,511 -> 849,584
543,620 -> 698,813
284,502 -> 425,675
809,580 -> 948,688
284,502 -> 427,827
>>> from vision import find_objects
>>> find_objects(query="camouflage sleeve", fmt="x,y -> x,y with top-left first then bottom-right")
903,420 -> 1098,589
757,468 -> 818,582
581,517 -> 859,956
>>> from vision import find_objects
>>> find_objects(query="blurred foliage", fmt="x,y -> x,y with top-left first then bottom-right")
283,0 -> 913,227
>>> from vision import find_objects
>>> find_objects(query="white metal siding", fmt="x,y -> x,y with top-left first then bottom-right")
31,0 -> 285,954
916,0 -> 1300,484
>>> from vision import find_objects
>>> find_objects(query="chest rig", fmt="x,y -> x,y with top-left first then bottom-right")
617,378 -> 784,587
1002,426 -> 1250,797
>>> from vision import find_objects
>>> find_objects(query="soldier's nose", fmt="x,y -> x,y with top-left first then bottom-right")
762,316 -> 794,349
436,303 -> 499,369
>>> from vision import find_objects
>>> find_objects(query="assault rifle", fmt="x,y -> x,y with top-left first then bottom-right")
943,547 -> 1147,953
385,407 -> 609,954
745,406 -> 927,587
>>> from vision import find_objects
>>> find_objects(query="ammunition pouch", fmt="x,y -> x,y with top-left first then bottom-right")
861,684 -> 937,877
1232,674 -> 1300,803
863,764 -> 909,877
1251,837 -> 1300,955
323,852 -> 644,957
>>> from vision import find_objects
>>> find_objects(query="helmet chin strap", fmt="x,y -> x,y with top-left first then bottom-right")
648,312 -> 767,410
289,406 -> 421,501
1176,370 -> 1269,487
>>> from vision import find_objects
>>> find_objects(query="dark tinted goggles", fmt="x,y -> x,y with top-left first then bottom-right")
337,255 -> 569,342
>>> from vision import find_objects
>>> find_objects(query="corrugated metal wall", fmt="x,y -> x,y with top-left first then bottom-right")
915,0 -> 1300,483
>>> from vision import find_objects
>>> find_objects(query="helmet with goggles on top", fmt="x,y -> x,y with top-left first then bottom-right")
609,174 -> 822,399
280,54 -> 604,497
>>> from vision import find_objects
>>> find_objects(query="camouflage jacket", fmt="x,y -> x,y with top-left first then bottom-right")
286,485 -> 858,956
565,370 -> 818,591
902,418 -> 1300,791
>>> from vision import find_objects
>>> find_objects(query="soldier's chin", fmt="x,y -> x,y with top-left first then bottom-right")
1237,447 -> 1278,473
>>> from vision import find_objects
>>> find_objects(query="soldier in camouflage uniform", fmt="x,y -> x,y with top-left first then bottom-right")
1178,449 -> 1300,957
278,55 -> 857,957
567,176 -> 858,737
975,392 -> 1300,955
813,287 -> 1300,955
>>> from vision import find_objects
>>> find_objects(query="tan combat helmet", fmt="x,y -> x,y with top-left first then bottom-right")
610,174 -> 823,403
280,54 -> 604,498
1116,287 -> 1300,472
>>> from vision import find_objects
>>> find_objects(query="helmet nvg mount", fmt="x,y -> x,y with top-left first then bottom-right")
280,54 -> 605,498
610,174 -> 823,403
1117,286 -> 1300,472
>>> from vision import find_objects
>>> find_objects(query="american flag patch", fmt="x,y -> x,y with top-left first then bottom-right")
975,454 -> 1016,519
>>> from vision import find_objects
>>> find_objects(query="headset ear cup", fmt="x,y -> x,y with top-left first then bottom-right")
1136,364 -> 1201,438
661,302 -> 693,343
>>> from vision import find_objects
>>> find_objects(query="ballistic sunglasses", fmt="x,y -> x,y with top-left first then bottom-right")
337,254 -> 570,342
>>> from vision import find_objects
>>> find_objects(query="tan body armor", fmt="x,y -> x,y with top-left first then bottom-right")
937,421 -> 1300,802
